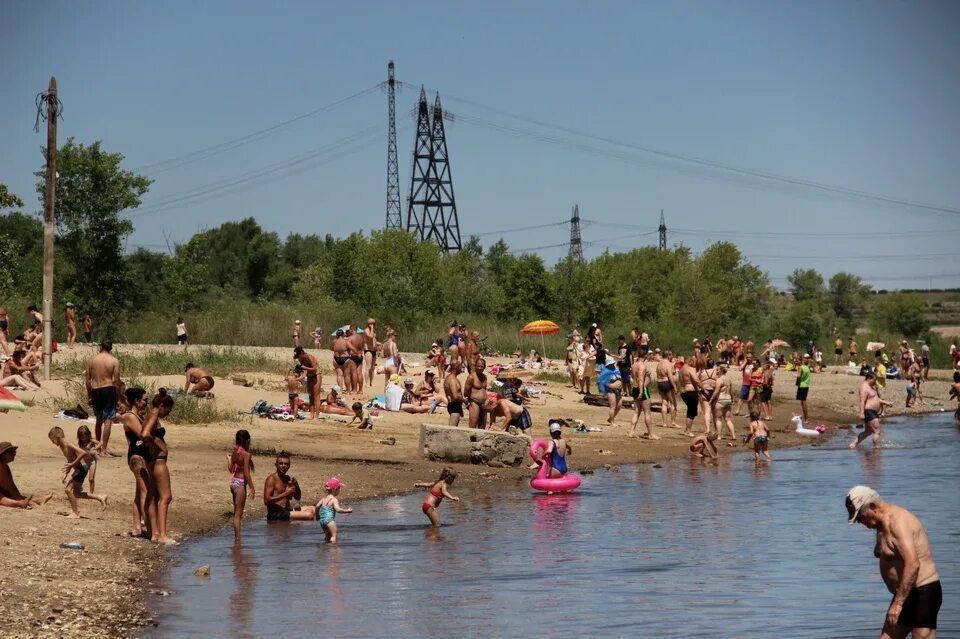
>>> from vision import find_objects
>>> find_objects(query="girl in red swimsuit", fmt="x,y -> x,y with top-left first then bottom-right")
414,467 -> 459,527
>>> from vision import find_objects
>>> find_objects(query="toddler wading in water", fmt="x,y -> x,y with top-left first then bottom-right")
415,467 -> 459,527
744,412 -> 771,463
227,430 -> 255,544
316,477 -> 352,543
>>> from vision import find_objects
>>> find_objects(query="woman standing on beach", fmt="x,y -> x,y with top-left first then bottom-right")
142,388 -> 176,545
120,387 -> 157,539
227,430 -> 255,544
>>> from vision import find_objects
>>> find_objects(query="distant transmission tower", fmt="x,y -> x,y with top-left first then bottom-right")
384,61 -> 402,230
568,204 -> 583,262
658,209 -> 667,251
406,88 -> 461,253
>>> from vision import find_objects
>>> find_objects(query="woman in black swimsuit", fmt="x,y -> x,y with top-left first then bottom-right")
120,387 -> 157,539
142,388 -> 176,545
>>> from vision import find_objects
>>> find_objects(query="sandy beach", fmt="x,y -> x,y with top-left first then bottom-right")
0,344 -> 954,638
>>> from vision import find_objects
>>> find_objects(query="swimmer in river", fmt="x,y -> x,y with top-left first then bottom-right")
414,467 -> 459,527
315,477 -> 352,543
743,411 -> 771,464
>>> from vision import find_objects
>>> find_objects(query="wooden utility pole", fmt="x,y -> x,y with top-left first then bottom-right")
41,77 -> 58,380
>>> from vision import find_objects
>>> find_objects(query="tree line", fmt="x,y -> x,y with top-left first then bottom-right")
0,138 -> 944,355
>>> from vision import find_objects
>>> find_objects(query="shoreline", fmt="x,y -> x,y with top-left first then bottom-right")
1,345 -> 954,638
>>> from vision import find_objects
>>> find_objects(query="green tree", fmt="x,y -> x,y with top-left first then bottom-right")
869,292 -> 929,337
0,184 -> 25,210
787,268 -> 825,304
34,139 -> 152,333
180,218 -> 286,298
0,212 -> 44,301
828,272 -> 872,320
161,255 -> 209,312
778,299 -> 830,348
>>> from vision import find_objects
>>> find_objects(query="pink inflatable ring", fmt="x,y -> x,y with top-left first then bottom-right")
529,439 -> 581,493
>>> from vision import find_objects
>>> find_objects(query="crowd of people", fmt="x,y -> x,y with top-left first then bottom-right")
0,311 -> 954,636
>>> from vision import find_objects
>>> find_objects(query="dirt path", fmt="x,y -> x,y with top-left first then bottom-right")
1,344 -> 954,638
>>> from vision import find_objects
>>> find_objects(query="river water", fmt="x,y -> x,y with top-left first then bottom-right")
147,414 -> 958,638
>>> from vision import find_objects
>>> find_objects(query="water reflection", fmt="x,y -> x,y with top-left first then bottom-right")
228,546 -> 256,639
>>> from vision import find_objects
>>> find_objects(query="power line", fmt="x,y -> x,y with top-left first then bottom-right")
472,221 -> 568,237
435,92 -> 960,217
133,84 -> 381,173
128,124 -> 394,219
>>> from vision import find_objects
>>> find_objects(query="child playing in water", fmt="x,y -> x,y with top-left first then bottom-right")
315,477 -> 352,543
346,401 -> 374,429
48,426 -> 107,517
690,431 -> 718,459
743,411 -> 771,463
414,467 -> 459,527
285,370 -> 302,419
226,430 -> 255,544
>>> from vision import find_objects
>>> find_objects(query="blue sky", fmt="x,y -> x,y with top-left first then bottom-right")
2,1 -> 958,290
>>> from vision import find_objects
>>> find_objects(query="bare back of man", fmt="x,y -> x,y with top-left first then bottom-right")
86,345 -> 121,456
184,366 -> 215,397
463,333 -> 481,373
444,364 -> 465,426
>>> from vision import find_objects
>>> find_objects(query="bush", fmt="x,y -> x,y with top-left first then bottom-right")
869,292 -> 929,337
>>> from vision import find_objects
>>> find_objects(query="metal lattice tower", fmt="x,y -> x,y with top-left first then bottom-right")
384,61 -> 402,229
406,89 -> 461,253
658,209 -> 667,251
568,204 -> 583,262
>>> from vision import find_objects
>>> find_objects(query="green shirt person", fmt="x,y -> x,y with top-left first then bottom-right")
795,354 -> 811,420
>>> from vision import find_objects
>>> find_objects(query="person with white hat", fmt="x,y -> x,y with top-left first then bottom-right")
542,422 -> 571,478
846,486 -> 942,637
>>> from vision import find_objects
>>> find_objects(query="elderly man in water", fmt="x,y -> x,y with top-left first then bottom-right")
846,486 -> 942,638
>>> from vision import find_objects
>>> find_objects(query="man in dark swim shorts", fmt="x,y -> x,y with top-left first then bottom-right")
263,453 -> 316,522
846,485 -> 942,637
86,342 -> 121,456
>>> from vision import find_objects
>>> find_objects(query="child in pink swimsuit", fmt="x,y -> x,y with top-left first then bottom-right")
414,467 -> 459,527
226,430 -> 254,544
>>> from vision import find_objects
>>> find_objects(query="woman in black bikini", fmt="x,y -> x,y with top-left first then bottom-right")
142,388 -> 176,545
120,387 -> 157,539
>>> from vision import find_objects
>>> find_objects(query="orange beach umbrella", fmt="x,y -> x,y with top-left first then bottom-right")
520,320 -> 561,358
520,320 -> 561,336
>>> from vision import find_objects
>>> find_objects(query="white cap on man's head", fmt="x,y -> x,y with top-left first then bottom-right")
845,485 -> 881,523
549,422 -> 562,434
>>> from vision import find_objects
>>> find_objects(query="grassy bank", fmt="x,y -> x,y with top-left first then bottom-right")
64,300 -> 960,368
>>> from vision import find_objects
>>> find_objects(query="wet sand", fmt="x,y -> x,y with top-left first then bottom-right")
0,344 -> 954,638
